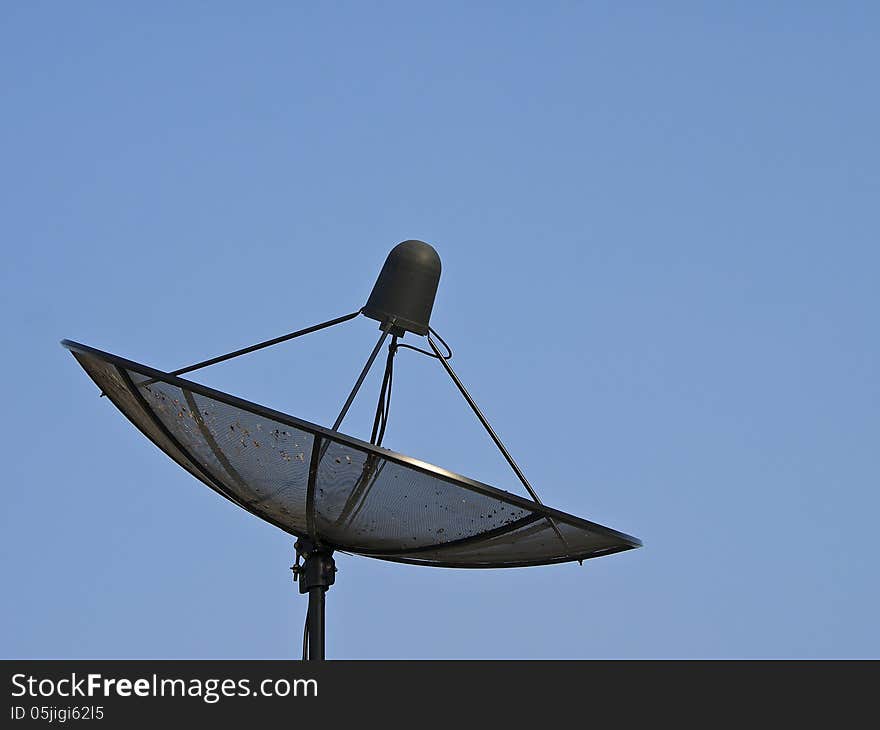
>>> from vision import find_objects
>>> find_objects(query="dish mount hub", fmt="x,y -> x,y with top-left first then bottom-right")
362,240 -> 441,337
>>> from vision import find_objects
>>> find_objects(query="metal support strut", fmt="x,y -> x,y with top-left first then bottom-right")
292,538 -> 336,661
134,310 -> 361,389
331,326 -> 392,432
425,333 -> 573,557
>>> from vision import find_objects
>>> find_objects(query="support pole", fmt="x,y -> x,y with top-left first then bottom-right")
292,539 -> 336,661
307,587 -> 325,660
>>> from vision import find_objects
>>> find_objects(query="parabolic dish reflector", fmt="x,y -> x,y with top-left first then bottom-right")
63,340 -> 640,568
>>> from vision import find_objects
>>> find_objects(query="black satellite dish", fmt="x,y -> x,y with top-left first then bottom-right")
62,240 -> 641,659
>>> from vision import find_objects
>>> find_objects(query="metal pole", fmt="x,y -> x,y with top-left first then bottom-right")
307,587 -> 325,661
293,539 -> 335,662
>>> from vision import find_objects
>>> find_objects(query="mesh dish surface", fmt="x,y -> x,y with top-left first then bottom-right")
63,340 -> 641,568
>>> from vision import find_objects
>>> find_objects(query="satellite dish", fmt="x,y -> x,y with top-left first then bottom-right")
62,240 -> 641,659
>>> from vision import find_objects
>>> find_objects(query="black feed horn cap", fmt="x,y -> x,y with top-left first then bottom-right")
362,240 -> 441,336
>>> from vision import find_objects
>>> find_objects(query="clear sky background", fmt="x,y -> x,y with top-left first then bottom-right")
2,2 -> 877,659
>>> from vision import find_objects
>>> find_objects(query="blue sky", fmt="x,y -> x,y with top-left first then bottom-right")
1,2 -> 877,658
